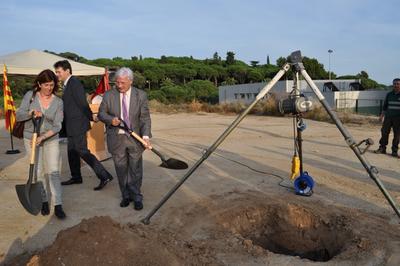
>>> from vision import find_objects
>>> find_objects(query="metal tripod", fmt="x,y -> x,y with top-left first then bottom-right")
141,50 -> 400,224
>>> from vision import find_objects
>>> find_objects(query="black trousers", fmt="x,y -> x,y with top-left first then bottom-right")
379,116 -> 400,153
67,133 -> 111,181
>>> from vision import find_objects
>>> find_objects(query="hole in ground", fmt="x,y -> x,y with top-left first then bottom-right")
221,203 -> 353,262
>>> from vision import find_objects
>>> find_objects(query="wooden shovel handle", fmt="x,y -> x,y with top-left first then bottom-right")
30,116 -> 42,165
30,133 -> 38,164
129,131 -> 152,150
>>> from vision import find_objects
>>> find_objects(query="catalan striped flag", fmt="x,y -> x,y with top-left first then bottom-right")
3,64 -> 17,132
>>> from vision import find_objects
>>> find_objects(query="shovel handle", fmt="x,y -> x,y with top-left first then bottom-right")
30,133 -> 38,164
129,130 -> 152,150
30,116 -> 42,164
118,118 -> 152,149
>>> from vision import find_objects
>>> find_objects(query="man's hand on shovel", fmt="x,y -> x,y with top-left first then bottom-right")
111,117 -> 121,126
143,137 -> 152,150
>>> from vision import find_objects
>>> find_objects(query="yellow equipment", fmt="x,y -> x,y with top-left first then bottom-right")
290,155 -> 300,180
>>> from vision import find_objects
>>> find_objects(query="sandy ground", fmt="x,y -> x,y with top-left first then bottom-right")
0,112 -> 400,265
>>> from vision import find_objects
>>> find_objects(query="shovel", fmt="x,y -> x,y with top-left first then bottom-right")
118,119 -> 188,170
15,116 -> 44,215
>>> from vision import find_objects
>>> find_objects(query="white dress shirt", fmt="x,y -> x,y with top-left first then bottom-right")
63,75 -> 72,88
118,88 -> 131,134
118,87 -> 149,139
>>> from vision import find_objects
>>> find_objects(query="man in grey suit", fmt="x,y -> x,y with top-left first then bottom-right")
98,68 -> 151,210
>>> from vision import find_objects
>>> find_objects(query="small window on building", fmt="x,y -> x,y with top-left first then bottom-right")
234,93 -> 238,99
240,93 -> 245,99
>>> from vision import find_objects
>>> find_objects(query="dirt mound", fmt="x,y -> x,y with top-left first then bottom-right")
16,216 -> 214,266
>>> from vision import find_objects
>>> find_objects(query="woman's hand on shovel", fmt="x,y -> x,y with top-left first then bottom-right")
36,136 -> 45,146
30,110 -> 43,118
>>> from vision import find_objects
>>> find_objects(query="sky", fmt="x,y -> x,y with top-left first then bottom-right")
0,0 -> 399,85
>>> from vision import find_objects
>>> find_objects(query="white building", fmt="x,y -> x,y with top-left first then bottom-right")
218,79 -> 388,115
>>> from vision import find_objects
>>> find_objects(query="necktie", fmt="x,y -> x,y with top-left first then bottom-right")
122,93 -> 131,129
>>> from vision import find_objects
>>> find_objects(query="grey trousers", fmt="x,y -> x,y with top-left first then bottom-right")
24,138 -> 63,205
111,134 -> 144,202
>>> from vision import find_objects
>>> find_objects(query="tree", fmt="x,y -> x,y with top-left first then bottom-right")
148,90 -> 167,103
247,69 -> 263,82
302,57 -> 329,79
133,71 -> 146,89
359,71 -> 369,79
160,55 -> 168,63
260,65 -> 279,80
143,68 -> 165,89
161,84 -> 191,103
221,77 -> 237,86
356,71 -> 379,89
186,80 -> 217,101
59,52 -> 82,62
210,65 -> 226,86
195,65 -> 216,80
276,57 -> 287,68
227,65 -> 247,83
212,52 -> 221,64
250,61 -> 259,67
174,66 -> 197,84
226,51 -> 235,65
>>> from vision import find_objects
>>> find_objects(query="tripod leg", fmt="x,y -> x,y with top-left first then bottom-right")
300,68 -> 400,219
141,63 -> 291,225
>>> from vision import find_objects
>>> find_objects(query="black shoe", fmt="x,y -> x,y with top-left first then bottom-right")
391,152 -> 398,157
61,178 -> 82,186
374,147 -> 386,154
41,202 -> 50,216
54,205 -> 66,219
93,176 -> 113,191
120,198 -> 130,208
134,201 -> 143,210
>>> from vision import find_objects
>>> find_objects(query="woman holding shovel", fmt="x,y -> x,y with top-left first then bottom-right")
16,69 -> 66,219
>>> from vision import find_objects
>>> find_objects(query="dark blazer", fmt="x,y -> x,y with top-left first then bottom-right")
98,87 -> 152,154
62,76 -> 93,136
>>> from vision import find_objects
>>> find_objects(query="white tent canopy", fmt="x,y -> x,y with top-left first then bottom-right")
0,49 -> 105,76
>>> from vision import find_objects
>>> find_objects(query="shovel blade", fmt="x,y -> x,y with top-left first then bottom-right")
160,158 -> 188,170
15,182 -> 43,215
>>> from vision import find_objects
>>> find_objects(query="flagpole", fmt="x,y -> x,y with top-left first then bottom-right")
6,130 -> 19,154
3,64 -> 20,154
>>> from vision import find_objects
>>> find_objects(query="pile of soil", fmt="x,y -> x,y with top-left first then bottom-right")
9,191 -> 400,265
11,216 -> 217,266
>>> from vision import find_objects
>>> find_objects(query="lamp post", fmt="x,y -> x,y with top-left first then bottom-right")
328,49 -> 333,80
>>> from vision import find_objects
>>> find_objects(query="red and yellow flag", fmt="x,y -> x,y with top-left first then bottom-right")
91,69 -> 110,101
3,64 -> 16,132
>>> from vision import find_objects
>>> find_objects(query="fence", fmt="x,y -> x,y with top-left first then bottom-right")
335,98 -> 383,116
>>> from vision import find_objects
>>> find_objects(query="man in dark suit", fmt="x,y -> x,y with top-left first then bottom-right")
98,67 -> 151,210
54,60 -> 113,190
